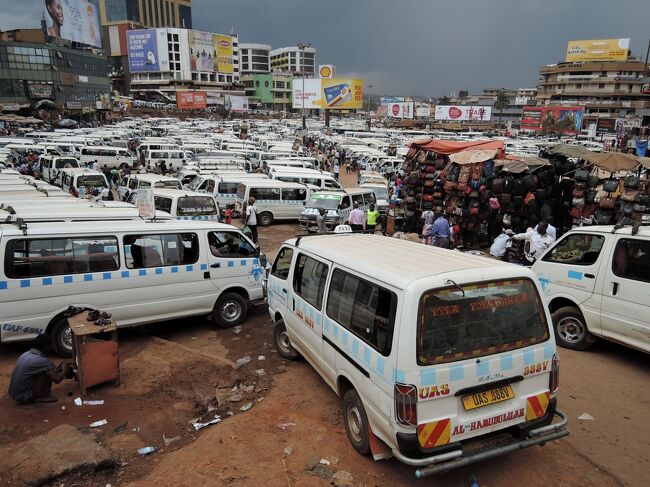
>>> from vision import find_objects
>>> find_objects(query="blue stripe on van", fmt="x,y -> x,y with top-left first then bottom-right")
567,270 -> 583,280
351,340 -> 359,356
543,342 -> 555,360
375,357 -> 385,376
476,360 -> 489,376
0,281 -> 7,290
500,354 -> 513,371
420,368 -> 437,385
523,349 -> 535,365
449,364 -> 465,382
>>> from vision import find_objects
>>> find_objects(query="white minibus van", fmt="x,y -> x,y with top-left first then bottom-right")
40,155 -> 81,183
189,173 -> 269,207
0,219 -> 267,356
269,167 -> 341,190
79,146 -> 137,169
57,168 -> 109,197
268,234 -> 567,477
235,180 -> 312,226
118,174 -> 182,201
143,149 -> 191,171
299,188 -> 376,232
153,189 -> 220,221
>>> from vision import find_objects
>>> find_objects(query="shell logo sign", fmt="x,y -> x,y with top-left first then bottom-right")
319,65 -> 336,79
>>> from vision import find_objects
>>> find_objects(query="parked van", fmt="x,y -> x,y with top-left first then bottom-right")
117,174 -> 182,201
359,183 -> 389,215
153,189 -> 220,221
40,155 -> 81,183
57,168 -> 109,197
266,160 -> 317,172
235,180 -> 311,226
270,168 -> 342,190
189,173 -> 269,207
299,189 -> 376,232
79,146 -> 137,169
143,149 -> 190,171
0,219 -> 267,356
532,224 -> 650,353
267,234 -> 567,476
174,168 -> 200,187
0,205 -> 172,224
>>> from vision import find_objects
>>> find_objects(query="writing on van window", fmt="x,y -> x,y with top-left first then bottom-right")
430,304 -> 461,317
293,254 -> 328,310
178,196 -> 217,216
469,293 -> 529,312
123,233 -> 198,268
6,237 -> 119,278
326,269 -> 397,356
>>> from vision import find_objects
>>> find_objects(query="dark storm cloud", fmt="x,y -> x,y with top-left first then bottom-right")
4,0 -> 648,96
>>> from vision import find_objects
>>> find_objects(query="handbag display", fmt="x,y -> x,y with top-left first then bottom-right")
624,175 -> 640,189
501,193 -> 512,204
585,190 -> 597,203
570,207 -> 583,219
491,177 -> 503,193
594,208 -> 615,225
572,197 -> 585,208
574,168 -> 589,181
599,196 -> 616,209
586,175 -> 600,188
620,188 -> 638,202
602,179 -> 620,193
416,150 -> 427,164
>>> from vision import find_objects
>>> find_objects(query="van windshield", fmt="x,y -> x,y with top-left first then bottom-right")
55,158 -> 79,168
417,278 -> 549,365
178,196 -> 217,216
188,177 -> 204,191
77,175 -> 106,188
306,194 -> 342,210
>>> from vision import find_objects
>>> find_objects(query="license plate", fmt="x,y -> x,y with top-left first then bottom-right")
462,385 -> 515,410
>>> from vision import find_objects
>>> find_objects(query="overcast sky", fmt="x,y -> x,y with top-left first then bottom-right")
3,0 -> 649,97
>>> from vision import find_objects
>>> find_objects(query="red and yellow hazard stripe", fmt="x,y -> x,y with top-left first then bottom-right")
417,418 -> 451,449
525,391 -> 551,421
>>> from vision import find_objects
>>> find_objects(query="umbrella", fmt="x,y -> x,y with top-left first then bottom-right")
494,159 -> 529,174
449,149 -> 500,164
638,157 -> 650,169
580,152 -> 640,173
545,143 -> 593,159
58,119 -> 77,127
34,99 -> 57,109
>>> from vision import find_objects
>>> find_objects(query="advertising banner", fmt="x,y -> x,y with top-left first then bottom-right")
596,118 -> 616,134
189,31 -> 215,72
214,35 -> 234,73
321,79 -> 364,109
642,83 -> 650,94
521,106 -> 583,133
386,102 -> 414,119
127,29 -> 169,73
415,104 -> 431,118
434,105 -> 492,121
565,38 -> 630,62
177,91 -> 207,110
380,97 -> 405,104
44,0 -> 101,47
318,65 -> 336,78
292,79 -> 322,109
226,95 -> 249,112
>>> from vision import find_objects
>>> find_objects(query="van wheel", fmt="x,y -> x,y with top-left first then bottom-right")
552,306 -> 595,351
273,320 -> 299,360
258,212 -> 273,226
343,389 -> 370,455
51,318 -> 73,357
213,292 -> 248,328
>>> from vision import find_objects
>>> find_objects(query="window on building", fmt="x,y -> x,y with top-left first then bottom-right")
598,83 -> 605,89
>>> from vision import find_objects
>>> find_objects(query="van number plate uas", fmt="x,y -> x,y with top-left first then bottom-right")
462,386 -> 515,410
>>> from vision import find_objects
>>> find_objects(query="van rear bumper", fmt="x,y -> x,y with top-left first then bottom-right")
393,406 -> 569,477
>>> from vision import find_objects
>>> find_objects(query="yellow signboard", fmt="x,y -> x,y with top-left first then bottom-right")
565,38 -> 630,62
320,78 -> 364,110
214,34 -> 234,73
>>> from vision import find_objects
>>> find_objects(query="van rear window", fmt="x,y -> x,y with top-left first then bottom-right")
417,279 -> 549,365
178,196 -> 217,215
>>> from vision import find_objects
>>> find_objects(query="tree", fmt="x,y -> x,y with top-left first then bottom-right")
437,96 -> 451,105
494,90 -> 510,127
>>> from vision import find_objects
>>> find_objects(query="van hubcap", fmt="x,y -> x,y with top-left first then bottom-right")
557,317 -> 585,343
347,405 -> 363,443
222,302 -> 241,322
279,330 -> 291,352
61,326 -> 73,350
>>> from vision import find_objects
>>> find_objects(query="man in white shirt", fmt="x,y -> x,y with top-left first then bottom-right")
348,203 -> 365,232
510,222 -> 555,264
333,162 -> 340,180
490,229 -> 514,258
535,217 -> 556,241
245,197 -> 258,244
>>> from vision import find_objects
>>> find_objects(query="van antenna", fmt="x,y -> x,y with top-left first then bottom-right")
446,279 -> 465,297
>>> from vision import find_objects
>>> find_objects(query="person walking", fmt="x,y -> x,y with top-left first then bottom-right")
431,212 -> 451,248
245,197 -> 259,244
421,209 -> 435,245
348,203 -> 365,232
333,161 -> 340,180
316,208 -> 327,233
366,204 -> 380,234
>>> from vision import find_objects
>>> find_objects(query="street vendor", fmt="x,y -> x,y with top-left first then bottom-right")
8,334 -> 74,404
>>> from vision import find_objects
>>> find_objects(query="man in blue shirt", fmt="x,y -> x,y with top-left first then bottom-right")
431,212 -> 451,248
8,334 -> 73,404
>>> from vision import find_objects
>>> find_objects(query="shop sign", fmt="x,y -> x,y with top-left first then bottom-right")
26,83 -> 53,99
66,101 -> 82,109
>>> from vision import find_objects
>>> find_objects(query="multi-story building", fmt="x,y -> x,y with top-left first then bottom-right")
270,46 -> 316,76
0,29 -> 111,117
241,73 -> 292,110
536,58 -> 649,130
128,28 -> 243,105
239,43 -> 271,75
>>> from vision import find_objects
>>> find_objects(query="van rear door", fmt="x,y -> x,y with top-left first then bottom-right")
412,278 -> 555,450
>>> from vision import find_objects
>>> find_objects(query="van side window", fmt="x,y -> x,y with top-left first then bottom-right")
218,182 -> 239,194
326,269 -> 397,356
5,237 -> 119,278
324,179 -> 339,189
282,188 -> 307,201
271,247 -> 293,280
154,196 -> 173,214
124,233 -> 198,268
542,234 -> 604,266
303,178 -> 320,186
128,179 -> 138,190
293,254 -> 329,310
352,194 -> 364,207
364,192 -> 376,205
208,231 -> 255,258
251,188 -> 280,201
612,239 -> 650,283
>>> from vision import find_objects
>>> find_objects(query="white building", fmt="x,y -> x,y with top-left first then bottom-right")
270,46 -> 316,76
239,43 -> 272,74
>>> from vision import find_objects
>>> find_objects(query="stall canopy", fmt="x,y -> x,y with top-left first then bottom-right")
581,152 -> 640,173
448,149 -> 500,164
639,157 -> 650,169
411,139 -> 504,156
545,143 -> 593,159
504,154 -> 551,170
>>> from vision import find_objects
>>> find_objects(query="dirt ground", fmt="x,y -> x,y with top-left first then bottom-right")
0,170 -> 648,487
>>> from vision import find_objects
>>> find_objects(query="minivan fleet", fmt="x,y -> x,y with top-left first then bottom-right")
0,219 -> 267,356
235,180 -> 311,226
267,234 -> 567,477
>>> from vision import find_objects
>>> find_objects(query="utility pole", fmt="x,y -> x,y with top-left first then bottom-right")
644,38 -> 650,77
297,42 -> 311,131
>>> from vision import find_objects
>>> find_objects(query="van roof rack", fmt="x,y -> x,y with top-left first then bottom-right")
611,217 -> 649,235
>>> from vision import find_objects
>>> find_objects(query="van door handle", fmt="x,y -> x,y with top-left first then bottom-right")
584,273 -> 595,279
282,288 -> 287,294
210,263 -> 220,268
612,282 -> 619,296
292,298 -> 295,311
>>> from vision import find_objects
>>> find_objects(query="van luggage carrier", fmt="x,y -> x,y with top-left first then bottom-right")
394,410 -> 569,478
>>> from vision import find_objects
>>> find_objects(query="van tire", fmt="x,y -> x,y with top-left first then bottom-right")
273,320 -> 299,360
552,306 -> 596,351
51,318 -> 73,357
258,212 -> 273,227
343,389 -> 370,455
213,292 -> 248,328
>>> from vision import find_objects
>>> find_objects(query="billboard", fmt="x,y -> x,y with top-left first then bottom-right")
226,95 -> 249,112
189,31 -> 215,72
44,0 -> 101,47
415,104 -> 431,118
642,83 -> 650,95
596,118 -> 616,134
565,38 -> 630,62
177,91 -> 207,110
380,96 -> 405,104
214,35 -> 234,73
434,105 -> 492,121
521,106 -> 583,133
319,65 -> 336,78
292,79 -> 322,109
127,29 -> 169,73
386,102 -> 414,119
321,79 -> 364,109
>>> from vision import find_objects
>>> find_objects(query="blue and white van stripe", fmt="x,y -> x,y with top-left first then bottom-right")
176,215 -> 220,221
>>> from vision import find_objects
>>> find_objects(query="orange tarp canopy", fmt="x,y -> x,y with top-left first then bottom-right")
411,139 -> 505,156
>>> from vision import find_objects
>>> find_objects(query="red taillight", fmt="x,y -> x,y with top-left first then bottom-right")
395,383 -> 418,426
549,353 -> 560,393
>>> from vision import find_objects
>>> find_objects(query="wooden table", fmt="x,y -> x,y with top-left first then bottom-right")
68,312 -> 120,396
